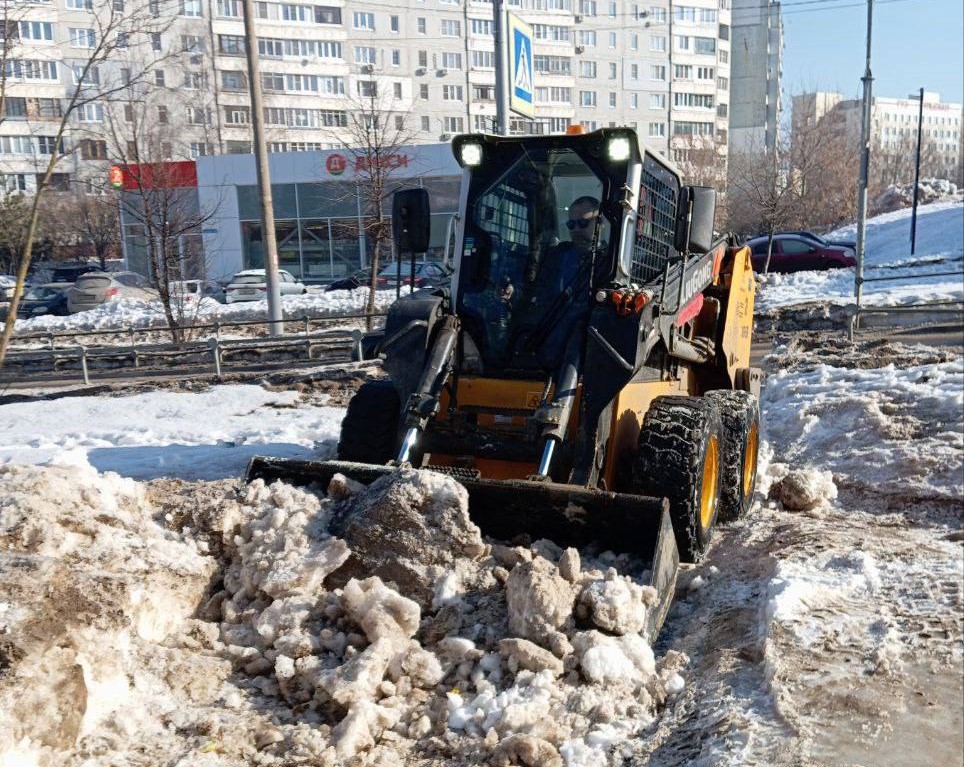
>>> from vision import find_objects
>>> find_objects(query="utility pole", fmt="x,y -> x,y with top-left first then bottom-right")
242,0 -> 284,335
493,0 -> 509,136
910,86 -> 924,254
852,0 -> 873,338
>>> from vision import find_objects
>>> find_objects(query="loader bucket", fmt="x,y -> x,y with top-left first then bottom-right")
245,457 -> 680,642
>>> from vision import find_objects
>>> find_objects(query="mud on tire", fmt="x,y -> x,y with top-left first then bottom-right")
337,380 -> 401,464
633,395 -> 724,563
705,389 -> 760,523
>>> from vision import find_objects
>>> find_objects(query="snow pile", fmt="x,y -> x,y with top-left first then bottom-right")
14,287 -> 400,335
0,463 -> 684,767
756,201 -> 963,311
874,178 -> 961,213
0,458 -> 219,765
761,357 -> 963,502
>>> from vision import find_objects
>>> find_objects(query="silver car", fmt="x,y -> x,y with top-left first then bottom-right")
225,269 -> 307,303
67,271 -> 157,314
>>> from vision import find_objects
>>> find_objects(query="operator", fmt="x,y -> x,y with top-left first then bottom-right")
530,195 -> 606,368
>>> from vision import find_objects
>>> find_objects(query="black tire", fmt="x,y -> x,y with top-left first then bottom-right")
633,396 -> 724,563
705,390 -> 760,523
337,380 -> 401,464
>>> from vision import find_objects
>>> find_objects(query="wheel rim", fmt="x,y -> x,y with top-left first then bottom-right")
743,422 -> 759,497
700,435 -> 720,529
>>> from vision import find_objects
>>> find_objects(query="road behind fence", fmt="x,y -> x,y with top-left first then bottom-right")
1,312 -> 385,387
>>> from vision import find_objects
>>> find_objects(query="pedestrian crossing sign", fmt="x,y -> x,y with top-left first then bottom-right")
508,13 -> 535,118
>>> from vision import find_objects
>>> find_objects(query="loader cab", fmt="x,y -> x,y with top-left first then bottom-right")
449,131 -> 632,371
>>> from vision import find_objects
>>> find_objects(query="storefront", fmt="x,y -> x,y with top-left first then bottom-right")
194,143 -> 461,283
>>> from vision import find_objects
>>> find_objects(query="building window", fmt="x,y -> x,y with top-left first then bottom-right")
158,105 -> 169,123
123,104 -> 133,122
217,0 -> 241,16
443,116 -> 464,133
80,139 -> 107,160
649,64 -> 666,80
1,174 -> 27,192
719,49 -> 728,63
181,35 -> 204,52
419,84 -> 429,99
180,0 -> 202,16
66,0 -> 92,8
441,19 -> 460,36
77,102 -> 104,122
391,49 -> 400,66
154,69 -> 165,86
441,51 -> 462,69
649,93 -> 666,109
151,33 -> 161,51
221,71 -> 247,90
357,80 -> 377,98
695,37 -> 716,55
579,90 -> 597,107
630,93 -> 638,108
19,21 -> 53,40
471,18 -> 493,35
578,30 -> 596,46
353,11 -> 374,30
472,50 -> 495,68
421,116 -> 431,131
650,6 -> 667,22
184,71 -> 207,89
609,32 -> 616,48
609,62 -> 617,78
579,61 -> 596,78
354,46 -> 376,64
650,35 -> 666,52
314,6 -> 341,24
219,34 -> 244,54
417,17 -> 426,34
608,92 -> 616,107
190,142 -> 212,158
390,14 -> 399,32
675,64 -> 692,79
393,82 -> 402,98
648,122 -> 665,137
630,63 -> 638,80
442,84 -> 463,101
69,28 -> 96,48
674,35 -> 690,51
697,66 -> 714,80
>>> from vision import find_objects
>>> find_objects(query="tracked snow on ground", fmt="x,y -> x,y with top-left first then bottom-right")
756,201 -> 963,311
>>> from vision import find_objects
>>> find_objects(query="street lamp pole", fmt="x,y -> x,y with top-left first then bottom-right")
853,0 -> 874,337
242,0 -> 284,335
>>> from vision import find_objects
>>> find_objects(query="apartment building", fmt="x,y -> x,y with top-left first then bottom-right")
792,90 -> 963,182
1,0 -> 741,199
728,0 -> 781,155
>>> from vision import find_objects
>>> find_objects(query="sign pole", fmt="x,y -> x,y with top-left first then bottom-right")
493,0 -> 509,135
910,86 -> 924,255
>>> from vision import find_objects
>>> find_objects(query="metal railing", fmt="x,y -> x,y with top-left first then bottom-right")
2,310 -> 386,386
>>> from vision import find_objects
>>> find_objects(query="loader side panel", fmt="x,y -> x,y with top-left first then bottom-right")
718,245 -> 755,386
602,372 -> 691,492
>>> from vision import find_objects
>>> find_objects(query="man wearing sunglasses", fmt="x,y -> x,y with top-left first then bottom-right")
552,195 -> 604,292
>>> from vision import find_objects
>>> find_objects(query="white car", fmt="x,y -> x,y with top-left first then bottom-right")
225,269 -> 306,303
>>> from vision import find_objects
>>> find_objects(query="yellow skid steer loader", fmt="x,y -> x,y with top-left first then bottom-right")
248,127 -> 760,640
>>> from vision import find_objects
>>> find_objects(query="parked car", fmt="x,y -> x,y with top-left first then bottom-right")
47,262 -> 101,284
224,269 -> 307,303
67,271 -> 157,314
17,282 -> 72,318
325,268 -> 389,292
0,274 -> 16,301
377,261 -> 453,289
746,235 -> 857,274
784,230 -> 858,251
170,279 -> 226,304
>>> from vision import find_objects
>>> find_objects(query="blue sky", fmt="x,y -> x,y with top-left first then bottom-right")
779,0 -> 964,104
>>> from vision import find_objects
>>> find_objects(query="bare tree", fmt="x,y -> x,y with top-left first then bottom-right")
74,194 -> 121,269
330,76 -> 418,327
0,0 -> 174,366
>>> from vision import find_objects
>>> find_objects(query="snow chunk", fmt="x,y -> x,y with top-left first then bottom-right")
341,576 -> 421,645
576,572 -> 656,635
505,558 -> 577,642
769,468 -> 838,511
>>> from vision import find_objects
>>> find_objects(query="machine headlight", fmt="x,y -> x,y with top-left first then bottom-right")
459,142 -> 483,167
607,136 -> 631,162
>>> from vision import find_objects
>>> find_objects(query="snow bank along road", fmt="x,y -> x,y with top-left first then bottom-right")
1,331 -> 960,766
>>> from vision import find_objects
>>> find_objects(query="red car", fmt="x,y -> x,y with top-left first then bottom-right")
747,235 -> 857,274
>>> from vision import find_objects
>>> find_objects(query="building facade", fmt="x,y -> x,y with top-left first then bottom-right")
2,0 -> 741,200
728,0 -> 782,155
792,91 -> 963,183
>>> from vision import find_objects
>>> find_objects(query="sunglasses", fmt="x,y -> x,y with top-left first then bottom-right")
566,218 -> 596,231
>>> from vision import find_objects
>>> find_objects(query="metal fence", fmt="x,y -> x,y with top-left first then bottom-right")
2,311 -> 385,386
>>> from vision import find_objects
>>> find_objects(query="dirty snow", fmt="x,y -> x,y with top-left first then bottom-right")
756,201 -> 963,311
